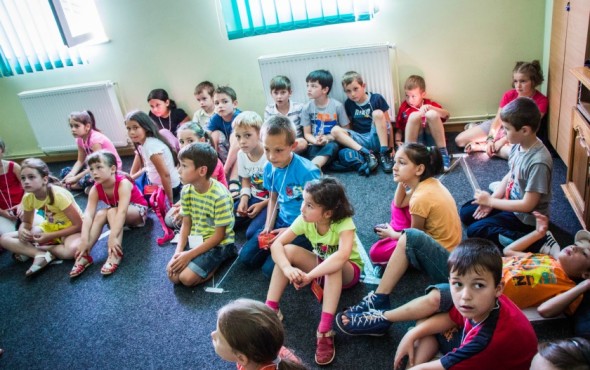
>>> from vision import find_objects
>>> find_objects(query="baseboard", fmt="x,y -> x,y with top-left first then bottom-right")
5,145 -> 136,163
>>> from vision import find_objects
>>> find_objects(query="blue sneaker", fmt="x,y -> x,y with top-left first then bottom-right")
442,153 -> 451,172
336,310 -> 391,336
344,291 -> 390,314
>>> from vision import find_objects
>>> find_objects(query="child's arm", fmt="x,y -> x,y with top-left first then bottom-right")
394,182 -> 411,208
62,147 -> 87,185
486,108 -> 504,157
474,189 -> 541,213
269,228 -> 302,283
130,153 -> 143,179
503,211 -> 547,257
167,215 -> 191,276
537,279 -> 590,318
305,229 -> 354,282
35,204 -> 83,245
17,209 -> 35,243
421,104 -> 449,120
394,313 -> 456,369
303,125 -> 319,145
106,179 -> 134,252
150,153 -> 174,202
78,186 -> 99,255
237,177 -> 252,216
264,191 -> 279,233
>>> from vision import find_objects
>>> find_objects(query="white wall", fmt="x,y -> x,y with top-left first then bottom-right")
0,0 -> 548,157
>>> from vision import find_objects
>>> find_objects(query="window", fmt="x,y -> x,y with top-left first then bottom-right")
220,0 -> 378,40
0,0 -> 106,77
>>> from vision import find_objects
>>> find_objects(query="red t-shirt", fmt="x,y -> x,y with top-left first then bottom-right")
499,89 -> 548,114
395,99 -> 446,130
0,161 -> 24,210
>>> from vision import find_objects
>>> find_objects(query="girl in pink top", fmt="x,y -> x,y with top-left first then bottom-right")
61,111 -> 122,191
70,151 -> 147,278
456,60 -> 548,159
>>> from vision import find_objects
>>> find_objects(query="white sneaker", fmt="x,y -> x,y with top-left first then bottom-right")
170,233 -> 180,244
488,181 -> 501,193
539,231 -> 561,257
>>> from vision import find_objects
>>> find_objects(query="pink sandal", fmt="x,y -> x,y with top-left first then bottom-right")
70,254 -> 93,278
101,252 -> 123,275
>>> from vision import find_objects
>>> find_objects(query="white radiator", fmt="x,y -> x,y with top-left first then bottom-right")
18,81 -> 128,153
258,43 -> 398,118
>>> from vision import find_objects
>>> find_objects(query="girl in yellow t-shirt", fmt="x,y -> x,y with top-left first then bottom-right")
0,158 -> 83,277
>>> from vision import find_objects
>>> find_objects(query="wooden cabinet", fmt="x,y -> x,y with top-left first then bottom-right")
548,0 -> 590,164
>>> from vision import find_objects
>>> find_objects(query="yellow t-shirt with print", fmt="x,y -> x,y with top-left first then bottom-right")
22,185 -> 83,227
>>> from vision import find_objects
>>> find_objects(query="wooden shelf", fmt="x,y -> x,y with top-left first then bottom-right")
571,66 -> 590,90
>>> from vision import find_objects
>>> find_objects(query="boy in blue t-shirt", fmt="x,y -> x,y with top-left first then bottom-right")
237,115 -> 321,278
300,69 -> 349,170
331,71 -> 394,174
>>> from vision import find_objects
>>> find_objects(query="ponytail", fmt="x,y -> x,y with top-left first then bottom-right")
402,143 -> 443,181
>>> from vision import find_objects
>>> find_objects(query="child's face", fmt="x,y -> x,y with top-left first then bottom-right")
69,120 -> 90,138
558,239 -> 590,279
89,160 -> 116,184
177,157 -> 204,185
177,130 -> 203,149
392,148 -> 423,184
271,88 -> 291,107
213,93 -> 237,119
234,126 -> 260,154
126,120 -> 147,144
300,191 -> 329,223
148,99 -> 170,118
263,133 -> 295,169
195,90 -> 214,112
501,121 -> 525,145
405,88 -> 426,107
449,267 -> 502,323
307,80 -> 328,100
344,80 -> 367,103
211,321 -> 238,363
513,72 -> 534,97
20,167 -> 46,193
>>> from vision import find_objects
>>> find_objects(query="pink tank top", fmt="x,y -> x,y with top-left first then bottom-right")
0,161 -> 24,210
76,130 -> 123,170
95,174 -> 147,207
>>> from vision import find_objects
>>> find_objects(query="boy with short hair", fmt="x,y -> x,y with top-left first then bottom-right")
397,75 -> 451,170
166,142 -> 236,287
192,81 -> 216,129
264,75 -> 307,154
300,69 -> 350,170
331,71 -> 394,173
237,116 -> 321,278
460,97 -> 552,248
392,240 -> 537,370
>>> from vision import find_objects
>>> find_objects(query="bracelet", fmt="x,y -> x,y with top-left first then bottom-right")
486,135 -> 494,142
240,187 -> 252,198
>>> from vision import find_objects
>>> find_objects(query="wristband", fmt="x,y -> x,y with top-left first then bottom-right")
486,135 -> 494,142
240,187 -> 252,198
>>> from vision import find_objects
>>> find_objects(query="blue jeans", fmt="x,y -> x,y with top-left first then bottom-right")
238,216 -> 312,279
459,200 -> 535,248
404,228 -> 451,284
234,197 -> 267,240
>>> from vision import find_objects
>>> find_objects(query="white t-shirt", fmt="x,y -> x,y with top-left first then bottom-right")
140,137 -> 180,188
237,150 -> 268,200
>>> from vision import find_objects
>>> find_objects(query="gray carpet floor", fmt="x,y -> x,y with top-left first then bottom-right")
0,139 -> 580,369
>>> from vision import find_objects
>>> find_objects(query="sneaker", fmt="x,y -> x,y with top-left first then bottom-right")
373,264 -> 385,278
345,291 -> 390,314
442,154 -> 451,172
315,330 -> 336,365
488,181 -> 501,193
358,151 -> 378,177
336,310 -> 391,336
379,150 -> 394,173
539,230 -> 561,256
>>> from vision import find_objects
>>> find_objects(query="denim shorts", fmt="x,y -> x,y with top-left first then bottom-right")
187,243 -> 237,278
404,228 -> 451,284
425,283 -> 461,354
348,126 -> 380,152
306,141 -> 339,161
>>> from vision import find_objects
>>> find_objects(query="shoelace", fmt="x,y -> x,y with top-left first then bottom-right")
350,292 -> 377,312
349,310 -> 386,327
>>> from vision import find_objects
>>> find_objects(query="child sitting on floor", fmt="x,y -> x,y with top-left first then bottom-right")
147,88 -> 190,146
192,81 -> 216,129
266,177 -> 362,366
166,143 -> 236,287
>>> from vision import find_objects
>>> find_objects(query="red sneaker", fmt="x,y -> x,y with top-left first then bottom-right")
315,330 -> 335,365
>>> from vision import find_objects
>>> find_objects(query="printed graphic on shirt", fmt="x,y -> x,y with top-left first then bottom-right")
309,112 -> 339,135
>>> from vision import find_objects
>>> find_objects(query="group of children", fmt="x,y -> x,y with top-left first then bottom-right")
0,60 -> 588,368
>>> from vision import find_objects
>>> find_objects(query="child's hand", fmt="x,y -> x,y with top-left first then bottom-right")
315,135 -> 327,146
376,224 -> 396,239
169,251 -> 191,274
75,241 -> 90,259
62,176 -> 78,186
472,205 -> 492,220
473,189 -> 492,207
532,211 -> 549,234
247,202 -> 265,218
284,266 -> 303,284
237,197 -> 249,217
485,140 -> 496,157
394,329 -> 417,369
18,227 -> 33,243
294,272 -> 312,290
107,239 -> 123,258
419,104 -> 431,115
32,232 -> 52,246
169,204 -> 182,225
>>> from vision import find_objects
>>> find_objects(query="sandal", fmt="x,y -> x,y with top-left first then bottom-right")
12,253 -> 30,263
228,179 -> 241,200
101,252 -> 123,275
70,254 -> 93,278
315,330 -> 336,365
25,251 -> 55,277
464,141 -> 487,154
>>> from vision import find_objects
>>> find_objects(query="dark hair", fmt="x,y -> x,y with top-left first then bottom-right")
86,150 -> 117,168
214,86 -> 237,102
270,75 -> 292,92
125,110 -> 179,166
513,60 -> 544,88
147,88 -> 177,110
262,115 -> 296,146
538,337 -> 590,370
341,71 -> 364,88
194,81 -> 215,96
400,143 -> 443,181
178,142 -> 218,179
306,69 -> 333,94
69,111 -> 100,133
177,121 -> 212,145
0,137 -> 5,152
304,177 -> 354,223
217,299 -> 306,370
500,97 -> 542,132
20,158 -> 61,205
404,75 -> 426,91
447,239 -> 502,286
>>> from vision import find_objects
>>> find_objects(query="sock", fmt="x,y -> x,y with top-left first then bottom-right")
438,147 -> 449,156
380,146 -> 389,154
265,300 -> 279,311
318,312 -> 335,333
358,147 -> 370,155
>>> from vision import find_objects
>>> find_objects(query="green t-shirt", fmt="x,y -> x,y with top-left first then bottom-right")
290,215 -> 363,269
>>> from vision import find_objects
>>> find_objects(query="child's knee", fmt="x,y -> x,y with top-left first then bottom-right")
372,110 -> 386,125
330,126 -> 346,138
295,138 -> 308,153
179,270 -> 201,287
407,112 -> 422,123
425,110 -> 442,122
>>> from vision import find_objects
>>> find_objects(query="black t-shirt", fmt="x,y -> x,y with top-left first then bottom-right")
149,108 -> 188,135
